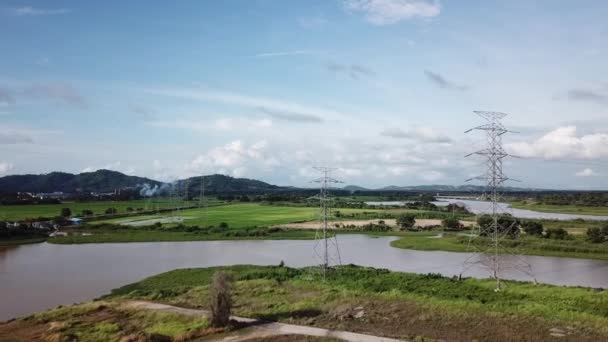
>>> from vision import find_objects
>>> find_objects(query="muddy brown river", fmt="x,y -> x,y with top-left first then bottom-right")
1,235 -> 607,321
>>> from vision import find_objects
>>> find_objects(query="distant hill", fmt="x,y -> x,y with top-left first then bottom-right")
0,169 -> 161,194
342,185 -> 370,191
177,174 -> 280,195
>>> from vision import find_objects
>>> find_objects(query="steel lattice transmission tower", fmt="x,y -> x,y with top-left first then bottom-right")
311,167 -> 343,279
464,111 -> 534,291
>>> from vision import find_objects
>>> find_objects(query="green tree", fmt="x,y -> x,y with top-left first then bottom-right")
60,208 -> 72,218
586,227 -> 605,243
545,227 -> 568,240
81,209 -> 94,216
522,221 -> 543,236
477,214 -> 520,238
105,207 -> 117,215
396,213 -> 416,230
442,217 -> 461,230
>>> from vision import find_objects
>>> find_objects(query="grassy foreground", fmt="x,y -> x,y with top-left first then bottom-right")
3,265 -> 606,341
391,232 -> 608,261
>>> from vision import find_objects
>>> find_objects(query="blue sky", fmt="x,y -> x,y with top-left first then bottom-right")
1,0 -> 608,189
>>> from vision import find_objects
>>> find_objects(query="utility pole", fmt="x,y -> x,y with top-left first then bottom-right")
464,111 -> 535,290
312,167 -> 343,279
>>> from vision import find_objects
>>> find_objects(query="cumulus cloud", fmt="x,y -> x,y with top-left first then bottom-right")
576,168 -> 598,177
424,70 -> 468,91
8,6 -> 70,16
343,0 -> 441,25
380,127 -> 451,143
326,62 -> 375,80
507,126 -> 608,159
185,140 -> 278,177
0,161 -> 13,175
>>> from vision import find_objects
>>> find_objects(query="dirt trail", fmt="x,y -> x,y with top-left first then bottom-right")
125,301 -> 405,342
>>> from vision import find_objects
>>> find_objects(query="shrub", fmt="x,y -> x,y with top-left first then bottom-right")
586,227 -> 606,243
218,222 -> 229,230
396,214 -> 416,230
522,221 -> 543,236
478,214 -> 520,238
60,208 -> 72,218
208,271 -> 233,327
442,217 -> 461,230
545,227 -> 568,240
81,209 -> 94,217
105,208 -> 117,215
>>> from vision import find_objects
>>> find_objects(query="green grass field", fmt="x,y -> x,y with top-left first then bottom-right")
511,201 -> 608,216
391,232 -> 608,260
94,203 -> 383,228
0,199 -> 214,221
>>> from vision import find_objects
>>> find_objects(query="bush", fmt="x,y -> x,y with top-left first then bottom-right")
105,208 -> 117,215
586,227 -> 606,243
218,222 -> 229,230
442,217 -> 461,230
522,221 -> 543,236
208,271 -> 233,327
545,227 -> 568,240
478,214 -> 520,238
81,209 -> 94,216
60,208 -> 72,218
396,214 -> 416,230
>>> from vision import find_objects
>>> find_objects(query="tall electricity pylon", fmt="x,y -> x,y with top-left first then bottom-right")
311,167 -> 342,279
463,111 -> 535,291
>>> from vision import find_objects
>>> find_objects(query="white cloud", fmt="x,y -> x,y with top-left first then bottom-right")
9,6 -> 71,16
507,126 -> 608,159
146,87 -> 345,122
576,168 -> 598,177
185,140 -> 277,177
380,127 -> 451,143
146,117 -> 272,132
0,161 -> 13,175
343,0 -> 441,25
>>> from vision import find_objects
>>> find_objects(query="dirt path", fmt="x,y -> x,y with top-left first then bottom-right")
125,301 -> 405,342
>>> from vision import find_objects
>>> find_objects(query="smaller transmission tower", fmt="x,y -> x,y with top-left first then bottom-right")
311,167 -> 343,279
464,111 -> 534,291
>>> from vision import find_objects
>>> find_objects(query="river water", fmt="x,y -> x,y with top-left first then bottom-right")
365,199 -> 608,221
2,235 -> 608,321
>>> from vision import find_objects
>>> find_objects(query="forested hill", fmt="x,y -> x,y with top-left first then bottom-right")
177,174 -> 280,195
0,170 -> 161,194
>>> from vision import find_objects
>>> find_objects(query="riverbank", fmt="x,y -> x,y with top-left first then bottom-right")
511,201 -> 608,216
2,265 -> 606,341
0,237 -> 47,246
391,232 -> 608,261
46,228 -> 608,262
